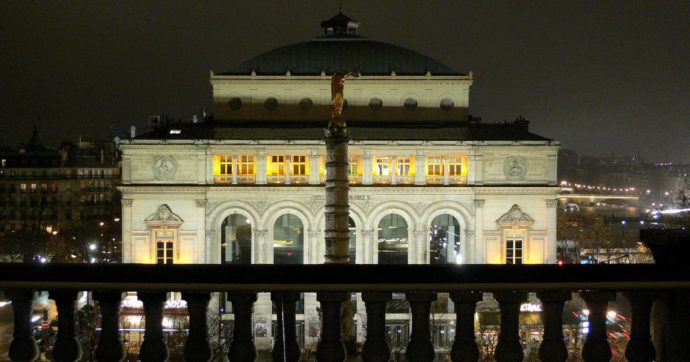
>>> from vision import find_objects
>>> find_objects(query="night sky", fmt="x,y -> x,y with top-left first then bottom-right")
1,1 -> 688,163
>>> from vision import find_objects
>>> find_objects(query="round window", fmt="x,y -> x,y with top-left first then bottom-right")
440,98 -> 454,111
369,97 -> 383,111
265,97 -> 279,111
228,97 -> 242,111
299,98 -> 313,111
404,98 -> 418,111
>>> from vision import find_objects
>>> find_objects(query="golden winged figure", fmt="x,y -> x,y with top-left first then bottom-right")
330,71 -> 359,127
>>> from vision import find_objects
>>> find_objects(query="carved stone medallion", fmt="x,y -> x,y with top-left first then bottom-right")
153,155 -> 178,180
503,156 -> 527,180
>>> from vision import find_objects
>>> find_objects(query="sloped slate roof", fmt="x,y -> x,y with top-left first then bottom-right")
220,35 -> 464,76
136,120 -> 552,142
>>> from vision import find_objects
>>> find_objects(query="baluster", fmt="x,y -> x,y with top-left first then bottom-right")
50,290 -> 82,362
624,291 -> 657,362
361,292 -> 392,362
405,291 -> 437,362
227,292 -> 258,362
93,291 -> 125,362
272,292 -> 301,362
181,292 -> 212,362
449,291 -> 482,362
537,291 -> 570,362
138,291 -> 169,362
316,291 -> 348,362
7,290 -> 38,362
494,291 -> 527,362
581,292 -> 615,362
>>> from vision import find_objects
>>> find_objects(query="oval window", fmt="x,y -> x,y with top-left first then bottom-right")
299,98 -> 313,111
228,97 -> 242,111
440,98 -> 454,111
369,98 -> 383,111
265,97 -> 279,111
404,98 -> 418,111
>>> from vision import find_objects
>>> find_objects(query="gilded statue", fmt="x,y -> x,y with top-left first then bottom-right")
330,71 -> 359,128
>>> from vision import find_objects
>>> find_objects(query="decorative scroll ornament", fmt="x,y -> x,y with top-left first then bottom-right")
153,155 -> 178,179
496,204 -> 534,227
503,156 -> 527,180
145,204 -> 183,227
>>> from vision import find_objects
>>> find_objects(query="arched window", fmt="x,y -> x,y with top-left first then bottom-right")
377,214 -> 408,264
273,214 -> 304,264
348,217 -> 356,264
429,214 -> 461,264
221,214 -> 252,265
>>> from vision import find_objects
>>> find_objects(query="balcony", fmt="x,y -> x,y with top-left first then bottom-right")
1,259 -> 689,361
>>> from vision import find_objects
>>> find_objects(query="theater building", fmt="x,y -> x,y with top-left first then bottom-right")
119,12 -> 559,349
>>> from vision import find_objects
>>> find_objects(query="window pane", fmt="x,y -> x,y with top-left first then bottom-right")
273,214 -> 304,264
378,214 -> 408,264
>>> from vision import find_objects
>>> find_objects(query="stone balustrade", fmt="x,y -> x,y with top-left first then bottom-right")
1,263 -> 689,361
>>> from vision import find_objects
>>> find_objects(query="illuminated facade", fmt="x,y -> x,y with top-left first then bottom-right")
119,12 -> 559,348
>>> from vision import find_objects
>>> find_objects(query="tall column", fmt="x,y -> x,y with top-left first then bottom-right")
362,150 -> 373,185
256,150 -> 267,184
362,229 -> 374,264
474,200 -> 485,263
581,292 -> 615,362
415,150 -> 426,185
285,155 -> 291,185
309,150 -> 321,184
93,291 -> 125,362
443,155 -> 450,185
308,230 -> 321,264
253,229 -> 267,264
182,292 -> 212,362
465,229 -> 475,264
537,291 -> 570,362
50,290 -> 82,362
231,156 -> 238,185
7,290 -> 38,362
138,291 -> 169,362
494,291 -> 528,362
390,156 -> 397,185
414,228 -> 427,264
545,199 -> 558,263
449,291 -> 482,362
121,198 -> 133,262
324,110 -> 350,264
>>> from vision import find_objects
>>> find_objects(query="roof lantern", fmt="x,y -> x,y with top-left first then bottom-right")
320,11 -> 360,35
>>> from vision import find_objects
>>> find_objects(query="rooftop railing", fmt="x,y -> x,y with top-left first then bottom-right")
1,262 -> 689,361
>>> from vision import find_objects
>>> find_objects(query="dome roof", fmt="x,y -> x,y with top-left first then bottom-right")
220,16 -> 464,76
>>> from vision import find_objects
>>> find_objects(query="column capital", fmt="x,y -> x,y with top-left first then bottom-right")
474,199 -> 485,208
122,199 -> 133,207
546,199 -> 559,208
195,199 -> 207,208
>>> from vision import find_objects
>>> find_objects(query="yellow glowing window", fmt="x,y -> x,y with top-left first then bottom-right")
238,155 -> 255,175
448,156 -> 464,176
292,155 -> 308,176
269,155 -> 286,176
396,157 -> 414,176
374,157 -> 391,176
348,156 -> 362,176
155,230 -> 175,265
427,156 -> 444,176
214,155 -> 233,176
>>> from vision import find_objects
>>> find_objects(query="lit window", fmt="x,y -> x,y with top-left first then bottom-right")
448,156 -> 463,176
156,230 -> 175,265
30,184 -> 37,192
396,157 -> 414,176
374,157 -> 391,176
292,155 -> 308,176
238,155 -> 255,175
427,156 -> 444,176
348,156 -> 362,176
41,183 -> 48,192
269,155 -> 286,176
506,235 -> 523,265
20,183 -> 27,192
214,155 -> 233,176
1,159 -> 5,167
